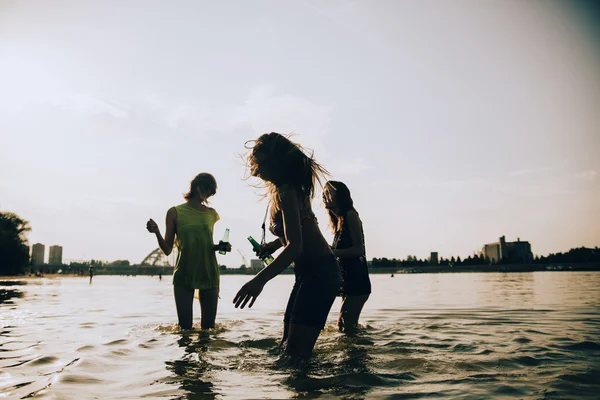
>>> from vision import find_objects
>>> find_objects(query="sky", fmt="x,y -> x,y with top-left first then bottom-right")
1,0 -> 599,267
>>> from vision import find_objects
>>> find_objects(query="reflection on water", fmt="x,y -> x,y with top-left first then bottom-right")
0,288 -> 22,304
0,273 -> 599,399
167,332 -> 217,399
0,280 -> 25,304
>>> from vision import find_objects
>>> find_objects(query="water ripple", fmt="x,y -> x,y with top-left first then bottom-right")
0,273 -> 598,399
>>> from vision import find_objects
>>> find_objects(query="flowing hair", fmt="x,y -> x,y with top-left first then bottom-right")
323,180 -> 355,234
244,132 -> 329,216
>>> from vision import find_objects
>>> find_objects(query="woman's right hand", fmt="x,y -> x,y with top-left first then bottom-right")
146,218 -> 160,234
233,277 -> 265,309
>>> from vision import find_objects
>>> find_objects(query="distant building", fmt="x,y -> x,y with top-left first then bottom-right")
482,236 -> 533,264
429,252 -> 439,265
482,242 -> 501,263
49,245 -> 63,265
250,259 -> 264,271
31,243 -> 45,266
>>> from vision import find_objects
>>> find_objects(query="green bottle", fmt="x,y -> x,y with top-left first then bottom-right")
248,236 -> 274,265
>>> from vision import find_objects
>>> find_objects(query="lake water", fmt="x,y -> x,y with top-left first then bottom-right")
1,272 -> 599,399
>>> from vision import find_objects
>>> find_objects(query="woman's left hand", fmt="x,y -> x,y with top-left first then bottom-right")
217,241 -> 232,253
233,277 -> 265,309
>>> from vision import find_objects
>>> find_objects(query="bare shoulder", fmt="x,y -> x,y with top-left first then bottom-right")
167,207 -> 178,222
278,183 -> 297,197
347,209 -> 359,218
278,185 -> 302,206
166,207 -> 178,230
346,209 -> 362,223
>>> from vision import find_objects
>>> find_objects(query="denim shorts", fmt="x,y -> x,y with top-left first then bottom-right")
284,254 -> 341,329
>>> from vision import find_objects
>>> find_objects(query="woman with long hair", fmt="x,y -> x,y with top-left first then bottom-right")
233,132 -> 341,359
323,180 -> 371,333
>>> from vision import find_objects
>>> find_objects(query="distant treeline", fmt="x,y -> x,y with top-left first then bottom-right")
26,246 -> 600,275
371,254 -> 491,268
532,247 -> 600,264
371,247 -> 600,269
0,212 -> 31,275
32,261 -> 174,276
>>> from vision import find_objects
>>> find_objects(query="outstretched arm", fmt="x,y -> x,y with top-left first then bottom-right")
333,210 -> 365,259
147,207 -> 177,255
234,185 -> 302,308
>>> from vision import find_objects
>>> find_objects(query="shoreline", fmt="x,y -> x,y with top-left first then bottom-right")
385,262 -> 600,274
2,263 -> 599,280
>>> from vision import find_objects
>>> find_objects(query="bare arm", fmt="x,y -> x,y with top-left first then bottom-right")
333,210 -> 365,259
257,238 -> 284,258
234,185 -> 302,308
148,207 -> 177,255
254,185 -> 303,283
268,238 -> 285,249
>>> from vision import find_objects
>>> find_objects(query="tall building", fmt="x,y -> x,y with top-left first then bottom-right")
31,243 -> 45,266
429,252 -> 439,265
49,245 -> 63,265
250,259 -> 264,271
482,236 -> 533,264
482,242 -> 501,263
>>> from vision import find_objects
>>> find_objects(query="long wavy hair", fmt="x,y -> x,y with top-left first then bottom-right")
245,132 -> 329,216
323,180 -> 355,234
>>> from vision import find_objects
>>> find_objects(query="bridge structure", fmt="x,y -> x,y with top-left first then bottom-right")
140,248 -> 178,267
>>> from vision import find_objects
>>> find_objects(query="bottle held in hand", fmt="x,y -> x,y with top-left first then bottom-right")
219,228 -> 230,255
248,236 -> 274,265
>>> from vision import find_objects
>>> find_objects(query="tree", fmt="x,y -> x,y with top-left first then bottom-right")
0,212 -> 31,275
109,260 -> 130,267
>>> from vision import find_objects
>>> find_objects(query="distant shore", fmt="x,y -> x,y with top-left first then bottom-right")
2,262 -> 599,280
380,262 -> 600,274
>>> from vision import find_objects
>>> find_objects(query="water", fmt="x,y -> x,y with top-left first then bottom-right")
1,272 -> 599,399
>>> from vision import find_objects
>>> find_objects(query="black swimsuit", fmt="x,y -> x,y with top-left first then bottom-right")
333,211 -> 372,296
269,210 -> 316,238
270,210 -> 341,329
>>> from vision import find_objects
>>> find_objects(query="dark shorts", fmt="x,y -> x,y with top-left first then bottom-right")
284,254 -> 341,329
340,257 -> 372,296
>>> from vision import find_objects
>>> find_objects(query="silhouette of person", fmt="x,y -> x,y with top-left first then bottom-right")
147,173 -> 231,330
323,181 -> 371,333
233,133 -> 341,359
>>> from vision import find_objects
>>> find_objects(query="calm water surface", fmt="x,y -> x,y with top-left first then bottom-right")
1,272 -> 599,399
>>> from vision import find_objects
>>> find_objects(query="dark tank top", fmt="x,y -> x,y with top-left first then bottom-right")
332,211 -> 372,296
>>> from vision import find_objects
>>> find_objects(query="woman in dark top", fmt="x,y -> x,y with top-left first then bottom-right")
233,132 -> 341,359
323,181 -> 371,333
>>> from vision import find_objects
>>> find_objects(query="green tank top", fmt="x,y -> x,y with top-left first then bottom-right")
173,203 -> 220,290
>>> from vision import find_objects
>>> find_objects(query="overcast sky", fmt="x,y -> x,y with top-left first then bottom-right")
1,0 -> 598,266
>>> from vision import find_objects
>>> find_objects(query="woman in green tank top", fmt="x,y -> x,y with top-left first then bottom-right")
146,173 -> 231,330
